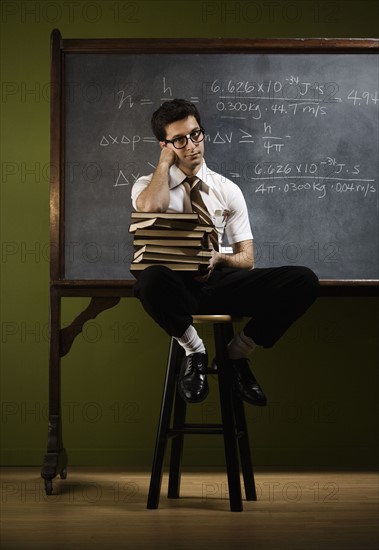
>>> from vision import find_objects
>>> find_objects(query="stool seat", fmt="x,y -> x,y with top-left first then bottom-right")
192,314 -> 241,323
147,315 -> 257,512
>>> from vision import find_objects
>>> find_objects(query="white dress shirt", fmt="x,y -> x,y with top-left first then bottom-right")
131,161 -> 253,247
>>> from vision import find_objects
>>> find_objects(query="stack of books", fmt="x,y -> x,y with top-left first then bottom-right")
129,212 -> 213,273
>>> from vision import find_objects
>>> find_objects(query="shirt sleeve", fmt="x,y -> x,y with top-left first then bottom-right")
131,174 -> 153,211
224,183 -> 253,244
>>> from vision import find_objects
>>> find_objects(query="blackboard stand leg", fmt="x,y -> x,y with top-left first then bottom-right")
41,293 -> 121,494
41,287 -> 67,495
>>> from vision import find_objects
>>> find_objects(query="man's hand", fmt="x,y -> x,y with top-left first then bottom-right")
159,145 -> 177,168
194,248 -> 224,282
207,248 -> 223,275
194,240 -> 254,281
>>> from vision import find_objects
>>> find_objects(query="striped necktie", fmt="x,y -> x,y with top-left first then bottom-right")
186,177 -> 219,251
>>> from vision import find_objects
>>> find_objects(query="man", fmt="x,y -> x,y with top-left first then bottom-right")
131,99 -> 318,405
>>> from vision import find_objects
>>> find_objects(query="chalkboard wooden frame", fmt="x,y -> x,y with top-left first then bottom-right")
41,30 -> 378,494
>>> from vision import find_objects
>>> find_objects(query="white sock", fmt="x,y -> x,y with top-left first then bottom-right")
227,330 -> 257,360
174,325 -> 206,356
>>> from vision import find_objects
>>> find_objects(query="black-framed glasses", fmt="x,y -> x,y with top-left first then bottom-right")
164,128 -> 205,149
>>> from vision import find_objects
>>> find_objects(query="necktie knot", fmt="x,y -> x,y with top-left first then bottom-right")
186,176 -> 200,191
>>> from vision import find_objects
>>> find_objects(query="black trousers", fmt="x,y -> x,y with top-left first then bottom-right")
133,265 -> 319,348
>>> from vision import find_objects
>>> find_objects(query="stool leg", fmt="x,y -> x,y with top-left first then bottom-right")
168,381 -> 187,498
233,395 -> 257,501
214,323 -> 243,512
147,338 -> 181,509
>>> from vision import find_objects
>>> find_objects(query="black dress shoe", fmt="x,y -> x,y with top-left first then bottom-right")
178,352 -> 209,403
231,358 -> 267,406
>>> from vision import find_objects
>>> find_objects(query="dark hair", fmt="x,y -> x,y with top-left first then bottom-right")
151,99 -> 202,141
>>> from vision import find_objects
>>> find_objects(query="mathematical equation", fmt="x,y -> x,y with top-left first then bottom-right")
116,78 -> 200,110
100,134 -> 156,150
115,77 -> 378,116
207,78 -> 378,105
112,158 -> 377,199
108,76 -> 378,161
250,159 -> 376,199
99,125 -> 290,155
254,179 -> 376,199
105,75 -> 378,187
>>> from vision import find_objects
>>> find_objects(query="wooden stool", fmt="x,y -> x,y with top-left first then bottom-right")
147,315 -> 257,512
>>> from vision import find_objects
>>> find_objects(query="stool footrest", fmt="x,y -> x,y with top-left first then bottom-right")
168,424 -> 224,435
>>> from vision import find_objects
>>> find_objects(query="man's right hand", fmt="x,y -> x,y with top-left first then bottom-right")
159,145 -> 177,167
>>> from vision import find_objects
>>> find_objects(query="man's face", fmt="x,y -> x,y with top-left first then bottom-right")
160,115 -> 204,175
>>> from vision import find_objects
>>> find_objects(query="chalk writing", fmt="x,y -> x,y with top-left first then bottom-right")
208,78 -> 342,104
205,131 -> 233,144
162,77 -> 172,97
216,100 -> 261,119
250,159 -> 376,199
117,91 -> 153,109
253,177 -> 375,199
238,129 -> 255,143
114,170 -> 140,187
105,66 -> 377,206
252,160 -> 363,178
100,135 -> 156,150
273,102 -> 327,117
347,89 -> 378,106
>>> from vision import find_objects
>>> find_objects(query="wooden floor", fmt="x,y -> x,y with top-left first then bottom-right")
1,467 -> 378,550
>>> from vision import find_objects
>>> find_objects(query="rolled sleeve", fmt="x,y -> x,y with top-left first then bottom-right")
131,174 -> 153,211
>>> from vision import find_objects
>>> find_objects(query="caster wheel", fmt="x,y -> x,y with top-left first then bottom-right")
44,479 -> 53,495
60,468 -> 67,480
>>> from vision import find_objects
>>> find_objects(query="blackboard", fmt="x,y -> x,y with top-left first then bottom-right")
62,42 -> 379,282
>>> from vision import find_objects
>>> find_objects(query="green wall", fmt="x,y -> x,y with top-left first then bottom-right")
1,0 -> 378,468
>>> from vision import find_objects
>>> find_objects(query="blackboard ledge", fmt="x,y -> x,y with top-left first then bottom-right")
318,279 -> 379,297
51,279 -> 379,298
